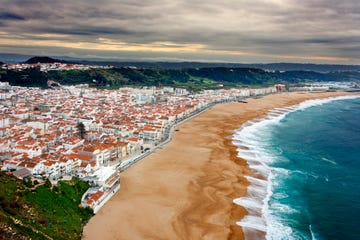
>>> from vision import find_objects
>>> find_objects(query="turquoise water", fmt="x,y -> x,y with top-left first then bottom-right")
233,95 -> 360,240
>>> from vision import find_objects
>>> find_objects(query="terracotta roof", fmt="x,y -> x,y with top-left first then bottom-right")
127,137 -> 141,142
69,153 -> 93,162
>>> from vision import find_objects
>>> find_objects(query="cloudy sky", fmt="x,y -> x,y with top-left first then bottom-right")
0,0 -> 359,63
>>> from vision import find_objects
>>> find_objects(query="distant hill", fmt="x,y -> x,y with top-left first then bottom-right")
0,61 -> 4,65
1,66 -> 360,91
75,60 -> 360,73
24,56 -> 66,64
257,63 -> 360,73
1,53 -> 359,72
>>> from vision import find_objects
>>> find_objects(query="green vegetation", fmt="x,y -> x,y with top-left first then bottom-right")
0,172 -> 93,240
77,122 -> 86,139
0,68 -> 48,88
1,67 -> 359,91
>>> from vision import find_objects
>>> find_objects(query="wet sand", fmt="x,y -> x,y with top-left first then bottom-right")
83,91 -> 353,240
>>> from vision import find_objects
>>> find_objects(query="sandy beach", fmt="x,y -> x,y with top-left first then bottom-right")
82,91 -> 354,240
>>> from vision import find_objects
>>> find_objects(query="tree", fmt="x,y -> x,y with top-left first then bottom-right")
23,178 -> 33,188
44,178 -> 51,188
77,122 -> 86,139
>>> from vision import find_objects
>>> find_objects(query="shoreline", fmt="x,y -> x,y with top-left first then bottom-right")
232,94 -> 360,239
82,91 -> 355,240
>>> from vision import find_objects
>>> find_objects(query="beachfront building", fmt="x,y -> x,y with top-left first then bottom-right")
78,144 -> 115,167
141,126 -> 161,141
289,86 -> 330,92
126,137 -> 143,154
81,166 -> 121,213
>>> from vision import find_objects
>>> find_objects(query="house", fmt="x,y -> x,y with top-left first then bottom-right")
0,117 -> 10,128
84,190 -> 104,209
13,145 -> 42,158
90,166 -> 120,188
78,161 -> 96,178
80,144 -> 113,167
18,159 -> 41,175
141,126 -> 160,141
63,136 -> 84,150
126,137 -> 143,154
3,160 -> 20,171
67,153 -> 94,175
117,142 -> 128,159
13,168 -> 32,179
25,120 -> 49,131
43,160 -> 59,177
275,84 -> 286,91
58,156 -> 76,176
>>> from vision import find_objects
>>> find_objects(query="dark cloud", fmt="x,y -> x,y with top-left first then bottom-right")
37,26 -> 137,37
0,0 -> 359,63
0,12 -> 25,21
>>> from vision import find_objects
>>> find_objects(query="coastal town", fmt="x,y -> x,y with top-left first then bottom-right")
0,80 -> 284,212
1,61 -> 113,72
1,0 -> 359,238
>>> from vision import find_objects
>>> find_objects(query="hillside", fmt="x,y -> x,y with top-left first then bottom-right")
0,173 -> 93,240
25,56 -> 65,64
1,54 -> 359,72
82,61 -> 360,72
1,67 -> 359,90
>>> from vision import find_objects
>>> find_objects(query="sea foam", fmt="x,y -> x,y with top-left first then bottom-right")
232,95 -> 360,240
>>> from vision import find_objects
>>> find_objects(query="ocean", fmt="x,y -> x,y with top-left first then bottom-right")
233,95 -> 360,240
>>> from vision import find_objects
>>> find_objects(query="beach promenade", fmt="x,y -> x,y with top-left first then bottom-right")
82,91 -> 353,240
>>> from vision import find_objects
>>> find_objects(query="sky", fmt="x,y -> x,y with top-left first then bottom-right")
0,0 -> 359,64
